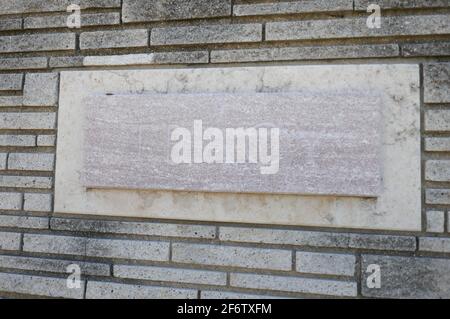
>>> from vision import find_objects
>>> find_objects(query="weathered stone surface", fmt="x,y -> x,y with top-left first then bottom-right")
0,153 -> 5,170
172,243 -> 292,270
426,160 -> 450,182
0,175 -> 52,189
219,227 -> 417,251
56,65 -> 421,231
114,265 -> 227,285
151,24 -> 262,45
23,73 -> 59,107
424,63 -> 450,103
0,255 -> 110,276
24,193 -> 52,212
355,0 -> 450,9
0,215 -> 48,229
361,255 -> 450,298
50,218 -> 216,239
122,0 -> 231,22
426,189 -> 450,205
0,57 -> 47,70
230,273 -> 357,297
0,18 -> 22,31
426,210 -> 445,233
0,113 -> 56,130
37,135 -> 56,147
402,42 -> 450,57
425,110 -> 450,131
8,153 -> 55,172
80,29 -> 149,50
0,0 -> 120,14
0,134 -> 36,147
235,0 -> 352,16
0,273 -> 84,299
24,12 -> 120,29
419,237 -> 450,253
23,234 -> 170,261
296,251 -> 355,276
266,15 -> 450,41
0,97 -> 22,107
83,51 -> 208,66
83,92 -> 382,197
0,232 -> 21,251
86,281 -> 197,299
0,33 -> 75,53
425,137 -> 450,152
49,56 -> 84,68
201,291 -> 285,299
0,193 -> 22,210
211,44 -> 399,63
0,74 -> 23,91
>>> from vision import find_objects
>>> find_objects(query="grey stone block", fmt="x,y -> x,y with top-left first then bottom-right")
211,44 -> 399,63
10,120 -> 52,143
37,135 -> 56,147
0,153 -> 5,170
0,135 -> 36,147
201,290 -> 286,299
361,255 -> 450,298
230,273 -> 357,297
419,237 -> 450,253
0,57 -> 47,70
86,281 -> 197,299
0,193 -> 22,210
151,24 -> 262,46
0,255 -> 110,276
355,0 -> 450,9
426,160 -> 450,182
0,175 -> 53,189
172,243 -> 292,270
24,193 -> 53,212
425,137 -> 450,152
425,110 -> 450,132
49,56 -> 84,68
0,232 -> 21,251
402,42 -> 450,57
0,273 -> 84,299
0,0 -> 120,14
219,227 -> 416,251
24,12 -> 120,29
296,251 -> 356,276
0,215 -> 49,229
426,210 -> 445,233
0,97 -> 22,107
235,0 -> 352,16
0,18 -> 22,31
114,264 -> 227,286
23,234 -> 170,261
424,63 -> 450,103
426,189 -> 450,205
80,29 -> 149,50
0,33 -> 75,53
8,153 -> 55,172
50,218 -> 216,239
23,73 -> 59,107
266,15 -> 450,41
0,74 -> 23,91
123,0 -> 231,22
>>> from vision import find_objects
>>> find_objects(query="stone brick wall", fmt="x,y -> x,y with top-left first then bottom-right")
0,0 -> 449,299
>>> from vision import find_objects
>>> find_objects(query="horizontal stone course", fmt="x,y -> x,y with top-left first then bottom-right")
24,193 -> 52,212
425,137 -> 450,152
49,56 -> 84,68
0,74 -> 23,91
151,24 -> 262,46
201,290 -> 285,299
402,42 -> 450,57
80,29 -> 149,50
86,281 -> 197,299
23,73 -> 59,107
0,176 -> 53,189
0,193 -> 22,210
0,215 -> 48,229
0,255 -> 110,276
355,0 -> 450,9
0,113 -> 56,130
426,160 -> 450,182
8,153 -> 55,172
219,227 -> 416,251
0,0 -> 120,14
0,97 -> 22,107
425,110 -> 450,131
266,15 -> 450,41
296,251 -> 355,276
23,234 -> 170,261
0,272 -> 84,299
37,135 -> 56,147
114,265 -> 227,286
0,232 -> 21,251
230,273 -> 357,297
426,189 -> 450,205
172,243 -> 292,270
211,44 -> 399,63
426,210 -> 445,233
0,57 -> 47,70
24,12 -> 120,29
0,18 -> 22,31
50,218 -> 216,239
424,63 -> 450,103
0,33 -> 76,53
419,237 -> 450,253
122,0 -> 231,22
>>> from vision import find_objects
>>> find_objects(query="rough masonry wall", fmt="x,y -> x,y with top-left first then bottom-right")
0,0 -> 449,299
